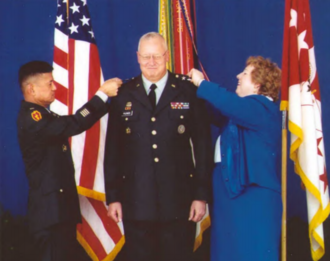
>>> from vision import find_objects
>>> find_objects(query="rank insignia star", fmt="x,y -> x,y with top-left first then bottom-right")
31,110 -> 42,122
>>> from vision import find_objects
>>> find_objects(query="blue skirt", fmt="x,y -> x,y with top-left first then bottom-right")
210,163 -> 282,261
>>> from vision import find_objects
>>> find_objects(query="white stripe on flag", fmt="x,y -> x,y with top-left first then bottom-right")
54,28 -> 68,53
93,113 -> 108,193
50,99 -> 68,116
79,196 -> 116,253
53,62 -> 68,88
73,40 -> 90,113
72,40 -> 90,184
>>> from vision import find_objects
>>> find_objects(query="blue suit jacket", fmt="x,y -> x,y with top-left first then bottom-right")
197,81 -> 281,198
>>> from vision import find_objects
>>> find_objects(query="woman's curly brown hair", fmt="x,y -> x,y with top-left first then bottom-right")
246,56 -> 281,102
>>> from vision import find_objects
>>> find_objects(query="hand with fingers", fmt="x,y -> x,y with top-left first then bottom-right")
188,200 -> 206,223
187,68 -> 205,87
99,77 -> 123,97
107,202 -> 123,223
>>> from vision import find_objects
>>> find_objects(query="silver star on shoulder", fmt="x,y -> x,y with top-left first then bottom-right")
69,23 -> 79,34
70,2 -> 80,14
80,15 -> 90,26
55,14 -> 65,26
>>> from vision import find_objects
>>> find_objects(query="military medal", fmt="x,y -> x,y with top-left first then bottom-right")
125,102 -> 132,111
62,145 -> 67,152
171,102 -> 190,109
178,125 -> 185,134
126,127 -> 131,134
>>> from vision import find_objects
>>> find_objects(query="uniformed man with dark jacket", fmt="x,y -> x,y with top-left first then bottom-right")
104,32 -> 212,261
16,61 -> 122,261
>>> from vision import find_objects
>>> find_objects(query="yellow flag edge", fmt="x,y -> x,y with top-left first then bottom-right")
77,231 -> 125,261
193,214 -> 211,251
288,119 -> 330,261
280,100 -> 288,111
77,186 -> 106,202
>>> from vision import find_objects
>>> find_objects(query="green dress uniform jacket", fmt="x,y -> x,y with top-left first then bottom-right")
104,72 -> 212,221
17,96 -> 108,233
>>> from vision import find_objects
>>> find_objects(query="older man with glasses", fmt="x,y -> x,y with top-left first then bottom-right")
103,32 -> 212,261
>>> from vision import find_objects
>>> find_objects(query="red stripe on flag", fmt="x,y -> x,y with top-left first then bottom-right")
54,81 -> 68,105
77,216 -> 107,261
88,44 -> 102,96
88,198 -> 123,243
68,39 -> 75,115
79,123 -> 100,188
53,46 -> 68,70
79,45 -> 101,189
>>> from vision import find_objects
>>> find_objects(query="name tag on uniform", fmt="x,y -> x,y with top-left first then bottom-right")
122,111 -> 133,117
171,102 -> 189,109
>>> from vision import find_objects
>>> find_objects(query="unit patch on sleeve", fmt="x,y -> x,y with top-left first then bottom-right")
31,110 -> 42,122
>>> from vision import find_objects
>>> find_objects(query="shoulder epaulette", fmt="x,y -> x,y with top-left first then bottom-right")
174,73 -> 192,82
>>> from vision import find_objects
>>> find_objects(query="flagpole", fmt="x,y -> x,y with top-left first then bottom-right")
281,110 -> 288,261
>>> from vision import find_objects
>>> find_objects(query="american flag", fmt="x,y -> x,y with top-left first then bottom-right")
281,0 -> 329,260
51,0 -> 124,260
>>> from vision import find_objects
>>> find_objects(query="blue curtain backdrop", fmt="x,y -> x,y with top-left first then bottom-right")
1,0 -> 330,223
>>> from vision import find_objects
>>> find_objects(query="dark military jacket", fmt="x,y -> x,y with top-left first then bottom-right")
104,72 -> 212,221
17,96 -> 108,233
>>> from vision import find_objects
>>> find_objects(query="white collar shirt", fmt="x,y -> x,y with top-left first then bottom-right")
142,71 -> 169,105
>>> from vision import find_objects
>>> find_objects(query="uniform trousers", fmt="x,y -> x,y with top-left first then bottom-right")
32,222 -> 91,261
117,219 -> 196,261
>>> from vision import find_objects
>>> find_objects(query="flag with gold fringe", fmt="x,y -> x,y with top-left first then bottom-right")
281,0 -> 330,260
51,1 -> 124,260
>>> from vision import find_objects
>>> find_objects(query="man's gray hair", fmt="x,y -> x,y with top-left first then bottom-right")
137,32 -> 168,51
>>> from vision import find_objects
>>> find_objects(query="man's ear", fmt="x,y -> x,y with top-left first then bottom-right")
165,50 -> 169,62
26,83 -> 34,95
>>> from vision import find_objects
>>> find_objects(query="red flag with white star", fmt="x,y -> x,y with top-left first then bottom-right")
281,0 -> 330,260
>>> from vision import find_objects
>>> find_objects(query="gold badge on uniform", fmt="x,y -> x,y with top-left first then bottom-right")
171,84 -> 176,88
31,110 -> 42,122
178,125 -> 185,134
125,102 -> 132,110
126,127 -> 131,134
62,145 -> 67,152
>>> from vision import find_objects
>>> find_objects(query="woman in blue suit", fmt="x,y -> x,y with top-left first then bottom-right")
188,56 -> 282,261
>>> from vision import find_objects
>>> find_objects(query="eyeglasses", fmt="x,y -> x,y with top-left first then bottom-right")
138,51 -> 167,61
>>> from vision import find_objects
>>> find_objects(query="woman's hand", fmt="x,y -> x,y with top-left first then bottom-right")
188,68 -> 205,87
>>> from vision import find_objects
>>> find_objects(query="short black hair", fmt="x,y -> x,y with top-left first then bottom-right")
18,61 -> 53,88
